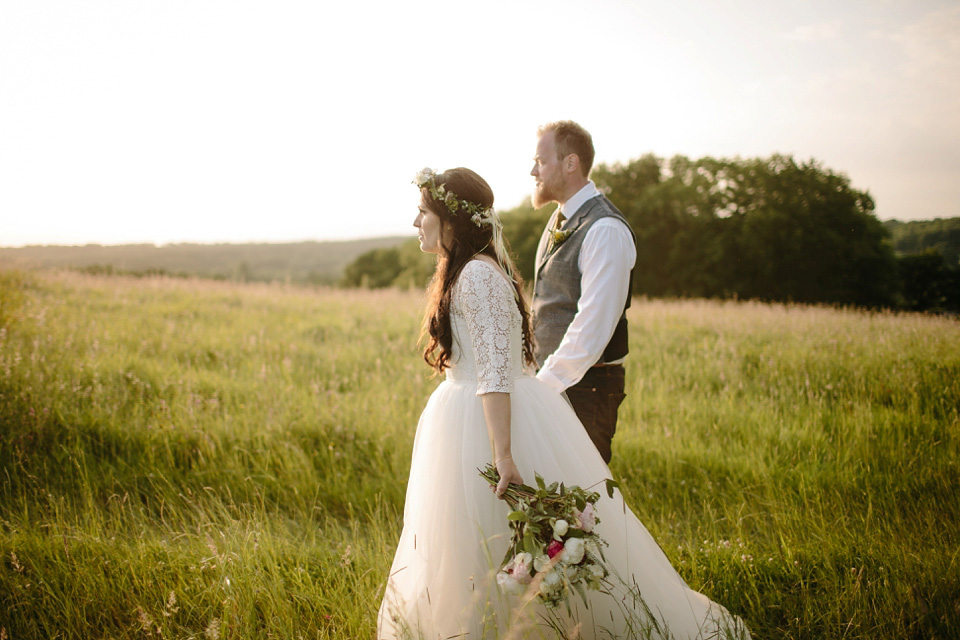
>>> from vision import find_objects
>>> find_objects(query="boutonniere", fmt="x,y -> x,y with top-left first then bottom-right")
549,228 -> 573,246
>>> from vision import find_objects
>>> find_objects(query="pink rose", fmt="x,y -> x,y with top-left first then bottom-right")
510,552 -> 533,584
497,571 -> 524,596
546,540 -> 564,559
575,503 -> 597,533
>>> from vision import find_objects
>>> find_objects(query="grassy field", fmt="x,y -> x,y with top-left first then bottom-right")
1,269 -> 958,639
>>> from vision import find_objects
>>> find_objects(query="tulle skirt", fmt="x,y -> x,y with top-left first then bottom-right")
377,375 -> 749,639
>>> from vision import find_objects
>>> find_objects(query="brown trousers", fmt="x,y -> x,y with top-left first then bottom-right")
564,365 -> 626,464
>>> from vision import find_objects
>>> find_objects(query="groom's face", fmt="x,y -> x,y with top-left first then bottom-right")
531,131 -> 565,208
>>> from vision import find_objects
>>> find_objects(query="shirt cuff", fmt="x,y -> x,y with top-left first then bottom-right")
535,368 -> 567,394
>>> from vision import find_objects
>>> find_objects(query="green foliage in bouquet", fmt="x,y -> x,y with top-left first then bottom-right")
479,464 -> 619,610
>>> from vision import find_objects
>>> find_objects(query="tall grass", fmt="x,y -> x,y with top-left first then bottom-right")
1,269 -> 958,639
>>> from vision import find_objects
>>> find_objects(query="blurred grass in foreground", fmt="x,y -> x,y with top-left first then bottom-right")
1,269 -> 958,639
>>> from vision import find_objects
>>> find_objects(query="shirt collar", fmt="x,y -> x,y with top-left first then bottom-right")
559,180 -> 602,220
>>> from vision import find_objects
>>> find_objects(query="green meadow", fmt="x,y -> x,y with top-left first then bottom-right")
1,269 -> 958,639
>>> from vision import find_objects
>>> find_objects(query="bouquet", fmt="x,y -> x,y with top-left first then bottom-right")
479,464 -> 619,610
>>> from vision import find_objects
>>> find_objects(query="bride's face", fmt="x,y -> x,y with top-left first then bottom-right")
414,200 -> 445,254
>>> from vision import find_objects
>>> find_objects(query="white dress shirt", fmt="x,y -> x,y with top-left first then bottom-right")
536,181 -> 637,394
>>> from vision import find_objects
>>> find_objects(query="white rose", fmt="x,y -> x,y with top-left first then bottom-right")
561,537 -> 585,565
539,579 -> 556,596
553,519 -> 569,538
414,168 -> 434,186
587,563 -> 605,580
543,569 -> 562,588
585,539 -> 601,560
533,553 -> 551,572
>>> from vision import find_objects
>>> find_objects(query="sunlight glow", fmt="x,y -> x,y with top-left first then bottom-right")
1,0 -> 957,246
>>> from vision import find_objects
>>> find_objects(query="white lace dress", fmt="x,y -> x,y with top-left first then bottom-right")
377,260 -> 748,640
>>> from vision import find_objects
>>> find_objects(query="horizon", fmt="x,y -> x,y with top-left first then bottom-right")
0,213 -> 954,251
0,234 -> 415,250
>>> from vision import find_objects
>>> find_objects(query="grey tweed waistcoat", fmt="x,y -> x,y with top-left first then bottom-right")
531,195 -> 635,369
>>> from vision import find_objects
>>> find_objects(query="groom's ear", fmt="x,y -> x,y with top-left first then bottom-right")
562,153 -> 581,176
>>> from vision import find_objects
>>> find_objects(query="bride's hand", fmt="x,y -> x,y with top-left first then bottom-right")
494,455 -> 523,498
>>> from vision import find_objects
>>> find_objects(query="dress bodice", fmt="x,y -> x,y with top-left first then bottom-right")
446,260 -> 526,394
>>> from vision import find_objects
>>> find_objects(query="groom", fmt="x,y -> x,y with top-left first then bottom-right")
530,121 -> 636,463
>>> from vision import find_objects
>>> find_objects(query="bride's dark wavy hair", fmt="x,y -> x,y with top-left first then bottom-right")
420,167 -> 536,374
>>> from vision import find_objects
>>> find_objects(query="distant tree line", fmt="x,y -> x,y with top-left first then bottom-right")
0,238 -> 408,286
343,154 -> 959,313
885,218 -> 960,264
883,218 -> 960,311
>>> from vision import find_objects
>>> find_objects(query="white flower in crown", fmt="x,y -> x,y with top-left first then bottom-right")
470,209 -> 496,227
413,168 -> 436,188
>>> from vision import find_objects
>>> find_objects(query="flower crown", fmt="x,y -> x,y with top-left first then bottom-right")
413,168 -> 495,227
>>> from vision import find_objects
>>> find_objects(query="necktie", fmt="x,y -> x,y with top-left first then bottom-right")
547,210 -> 566,252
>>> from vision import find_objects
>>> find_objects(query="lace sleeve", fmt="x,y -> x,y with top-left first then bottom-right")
455,261 -> 517,395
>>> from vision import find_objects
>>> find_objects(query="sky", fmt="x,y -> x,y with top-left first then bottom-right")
1,0 -> 958,247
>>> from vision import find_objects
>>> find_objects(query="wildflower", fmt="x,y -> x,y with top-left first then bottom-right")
163,591 -> 179,616
205,618 -> 221,640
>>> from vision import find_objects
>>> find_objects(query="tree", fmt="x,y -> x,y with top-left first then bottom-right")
392,239 -> 437,289
725,156 -> 897,306
499,198 -> 553,284
341,247 -> 402,288
593,153 -> 899,307
897,250 -> 960,312
340,240 -> 436,289
885,218 -> 960,267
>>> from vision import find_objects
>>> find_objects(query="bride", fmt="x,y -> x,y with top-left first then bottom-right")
377,167 -> 749,639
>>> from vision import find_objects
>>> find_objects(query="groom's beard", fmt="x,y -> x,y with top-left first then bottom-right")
532,180 -> 560,209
